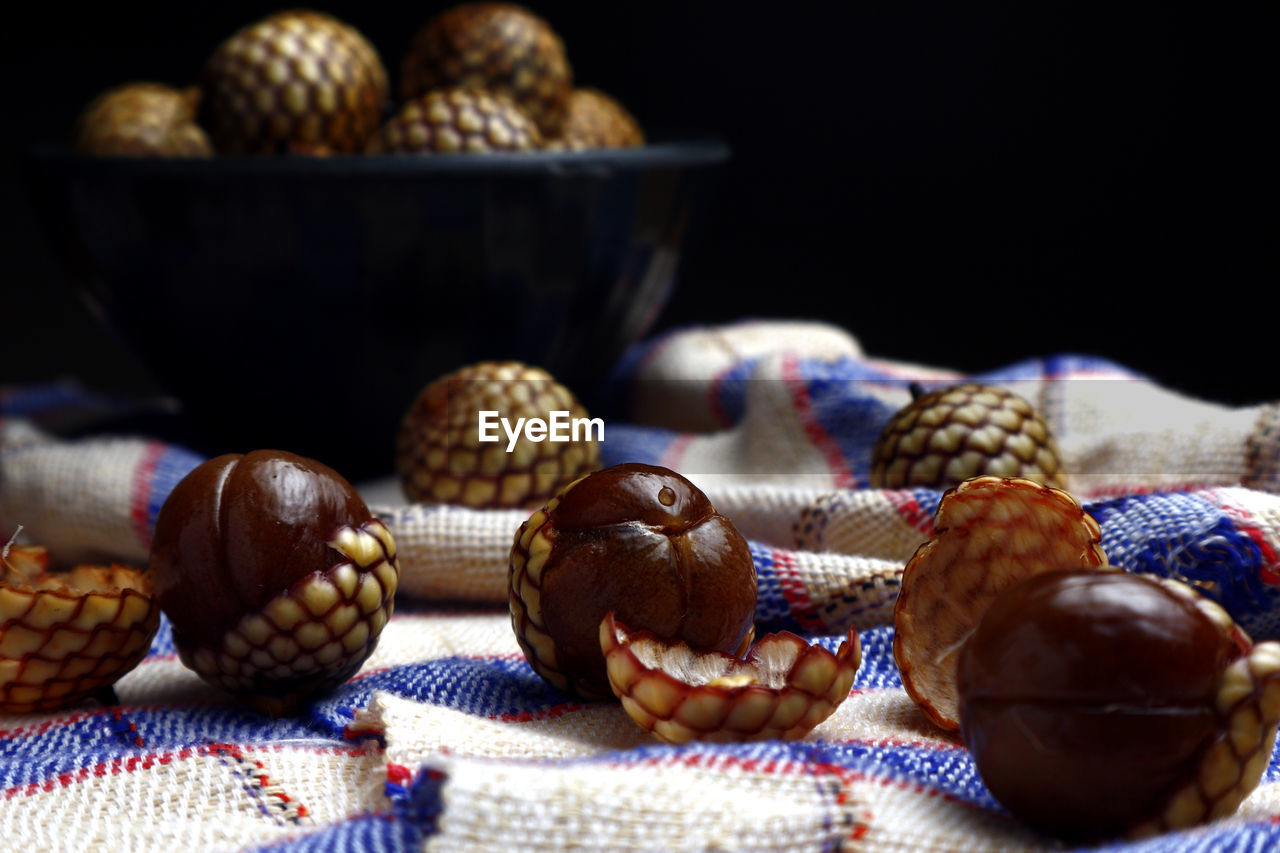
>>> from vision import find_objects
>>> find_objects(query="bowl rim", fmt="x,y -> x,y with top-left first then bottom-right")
28,137 -> 731,178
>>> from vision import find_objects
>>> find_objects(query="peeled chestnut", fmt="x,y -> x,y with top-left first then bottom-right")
509,463 -> 757,699
958,569 -> 1280,840
150,450 -> 398,715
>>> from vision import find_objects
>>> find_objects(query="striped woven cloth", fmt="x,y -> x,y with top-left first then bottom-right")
3,320 -> 1280,851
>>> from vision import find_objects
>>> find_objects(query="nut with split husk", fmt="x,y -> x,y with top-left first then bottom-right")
870,383 -> 1066,490
199,9 -> 388,154
509,463 -> 757,699
959,569 -> 1280,841
893,476 -> 1106,731
602,613 -> 860,744
75,82 -> 212,157
400,2 -> 572,136
150,450 -> 398,716
397,361 -> 598,509
1,541 -> 159,712
366,87 -> 541,154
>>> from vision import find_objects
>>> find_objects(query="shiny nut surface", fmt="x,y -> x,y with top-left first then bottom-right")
150,450 -> 398,714
870,383 -> 1066,490
958,569 -> 1278,840
509,463 -> 757,699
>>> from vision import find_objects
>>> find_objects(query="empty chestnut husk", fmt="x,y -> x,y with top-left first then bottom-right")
509,462 -> 757,699
958,569 -> 1280,840
602,613 -> 860,744
150,450 -> 398,715
894,476 -> 1107,731
2,542 -> 159,712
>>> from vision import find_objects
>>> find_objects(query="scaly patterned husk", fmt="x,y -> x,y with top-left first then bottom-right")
1,544 -> 159,713
602,613 -> 860,744
1131,638 -> 1280,836
179,519 -> 398,716
200,10 -> 388,154
400,2 -> 572,135
397,361 -> 598,508
75,82 -> 212,157
870,383 -> 1066,490
367,88 -> 541,154
543,88 -> 644,151
894,476 -> 1106,731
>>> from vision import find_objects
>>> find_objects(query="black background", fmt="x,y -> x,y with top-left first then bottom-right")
4,3 -> 1274,407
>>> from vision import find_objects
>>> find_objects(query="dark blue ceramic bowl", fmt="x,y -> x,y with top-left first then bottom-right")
28,140 -> 729,479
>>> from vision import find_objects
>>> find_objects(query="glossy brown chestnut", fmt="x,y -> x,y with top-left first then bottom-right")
150,450 -> 398,715
957,569 -> 1277,840
509,463 -> 757,699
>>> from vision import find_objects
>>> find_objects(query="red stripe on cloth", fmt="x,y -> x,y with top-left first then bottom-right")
1210,489 -> 1280,585
659,433 -> 694,472
129,440 -> 166,550
770,547 -> 826,632
883,490 -> 935,538
780,353 -> 855,488
707,364 -> 736,429
0,700 -> 227,740
491,702 -> 591,723
2,742 -> 372,800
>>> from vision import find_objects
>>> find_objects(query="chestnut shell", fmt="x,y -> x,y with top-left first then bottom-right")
509,463 -> 757,699
957,569 -> 1243,840
150,450 -> 375,651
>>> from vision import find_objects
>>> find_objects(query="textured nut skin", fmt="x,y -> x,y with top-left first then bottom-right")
870,383 -> 1066,490
75,82 -> 212,157
893,476 -> 1106,731
509,463 -> 757,699
959,570 -> 1280,840
544,88 -> 644,151
602,613 -> 860,744
367,88 -> 541,154
200,10 -> 388,154
150,450 -> 398,714
401,2 -> 572,135
397,361 -> 598,508
2,545 -> 159,712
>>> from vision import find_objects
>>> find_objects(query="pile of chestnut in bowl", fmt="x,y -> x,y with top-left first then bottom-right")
72,2 -> 644,158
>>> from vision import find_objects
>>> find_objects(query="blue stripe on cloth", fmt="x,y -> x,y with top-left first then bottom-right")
146,445 -> 203,540
751,542 -> 794,630
973,354 -> 1144,383
824,739 -> 998,809
1086,491 -> 1280,639
147,613 -> 176,657
0,706 -> 338,791
308,656 -> 575,737
245,810 -> 420,853
598,423 -> 683,468
847,626 -> 902,691
791,358 -> 902,486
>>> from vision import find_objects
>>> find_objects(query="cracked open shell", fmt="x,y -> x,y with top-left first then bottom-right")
1,544 -> 159,713
602,612 -> 861,744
